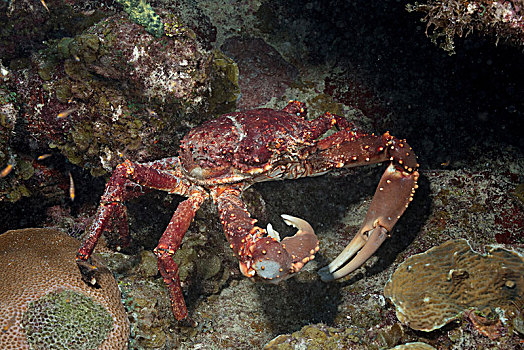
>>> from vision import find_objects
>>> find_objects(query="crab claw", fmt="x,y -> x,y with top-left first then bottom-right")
248,214 -> 319,283
318,226 -> 388,281
318,162 -> 419,282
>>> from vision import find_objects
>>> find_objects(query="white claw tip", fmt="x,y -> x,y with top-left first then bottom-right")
281,214 -> 314,235
281,214 -> 296,227
266,223 -> 281,241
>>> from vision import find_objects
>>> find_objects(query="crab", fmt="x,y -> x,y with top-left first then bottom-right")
76,100 -> 419,321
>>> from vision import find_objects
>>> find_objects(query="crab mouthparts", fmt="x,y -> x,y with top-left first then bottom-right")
244,214 -> 319,283
318,226 -> 388,281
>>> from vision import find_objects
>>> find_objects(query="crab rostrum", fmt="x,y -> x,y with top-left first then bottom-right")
76,101 -> 419,320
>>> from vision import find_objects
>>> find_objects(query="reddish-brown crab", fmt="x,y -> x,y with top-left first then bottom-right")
76,101 -> 419,321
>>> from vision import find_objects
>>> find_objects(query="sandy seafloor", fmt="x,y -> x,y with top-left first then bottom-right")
1,1 -> 523,349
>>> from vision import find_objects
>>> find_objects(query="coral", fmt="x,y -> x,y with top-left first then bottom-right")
0,67 -> 17,171
14,11 -> 239,176
384,239 -> 523,333
0,66 -> 69,204
422,169 -> 524,246
116,0 -> 164,37
21,289 -> 113,350
407,0 -> 524,54
0,228 -> 128,349
163,13 -> 192,38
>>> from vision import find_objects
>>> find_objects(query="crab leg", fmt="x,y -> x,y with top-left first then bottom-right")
76,158 -> 201,320
214,186 -> 319,282
76,161 -> 144,273
308,131 -> 419,281
154,189 -> 207,320
76,158 -> 192,261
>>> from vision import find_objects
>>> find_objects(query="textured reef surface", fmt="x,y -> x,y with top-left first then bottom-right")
0,1 -> 522,349
385,239 -> 523,334
0,228 -> 128,350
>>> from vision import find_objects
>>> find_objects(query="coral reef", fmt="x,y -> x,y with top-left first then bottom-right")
420,169 -> 524,246
12,10 -> 238,176
407,0 -> 524,53
1,6 -> 239,202
0,63 -> 17,166
0,1 -> 523,349
264,324 -> 364,349
384,239 -> 523,333
0,0 -> 114,63
94,199 -> 235,349
0,67 -> 30,202
0,228 -> 128,349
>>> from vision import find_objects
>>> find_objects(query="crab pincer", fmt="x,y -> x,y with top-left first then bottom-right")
249,215 -> 319,282
313,135 -> 419,281
216,187 -> 319,282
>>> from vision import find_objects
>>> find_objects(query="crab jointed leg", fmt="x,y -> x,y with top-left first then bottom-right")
310,130 -> 419,281
154,189 -> 207,320
75,158 -> 205,320
214,186 -> 319,282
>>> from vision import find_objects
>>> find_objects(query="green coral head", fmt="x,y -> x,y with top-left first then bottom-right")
21,289 -> 113,350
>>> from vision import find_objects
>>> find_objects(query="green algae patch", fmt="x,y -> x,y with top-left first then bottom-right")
21,289 -> 113,350
209,50 -> 240,114
513,183 -> 524,205
117,0 -> 164,37
164,13 -> 193,38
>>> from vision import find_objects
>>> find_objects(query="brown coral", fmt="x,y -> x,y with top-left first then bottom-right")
384,239 -> 523,333
0,228 -> 128,349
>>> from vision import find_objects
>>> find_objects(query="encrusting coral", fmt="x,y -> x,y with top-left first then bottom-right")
0,228 -> 129,350
384,239 -> 523,334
